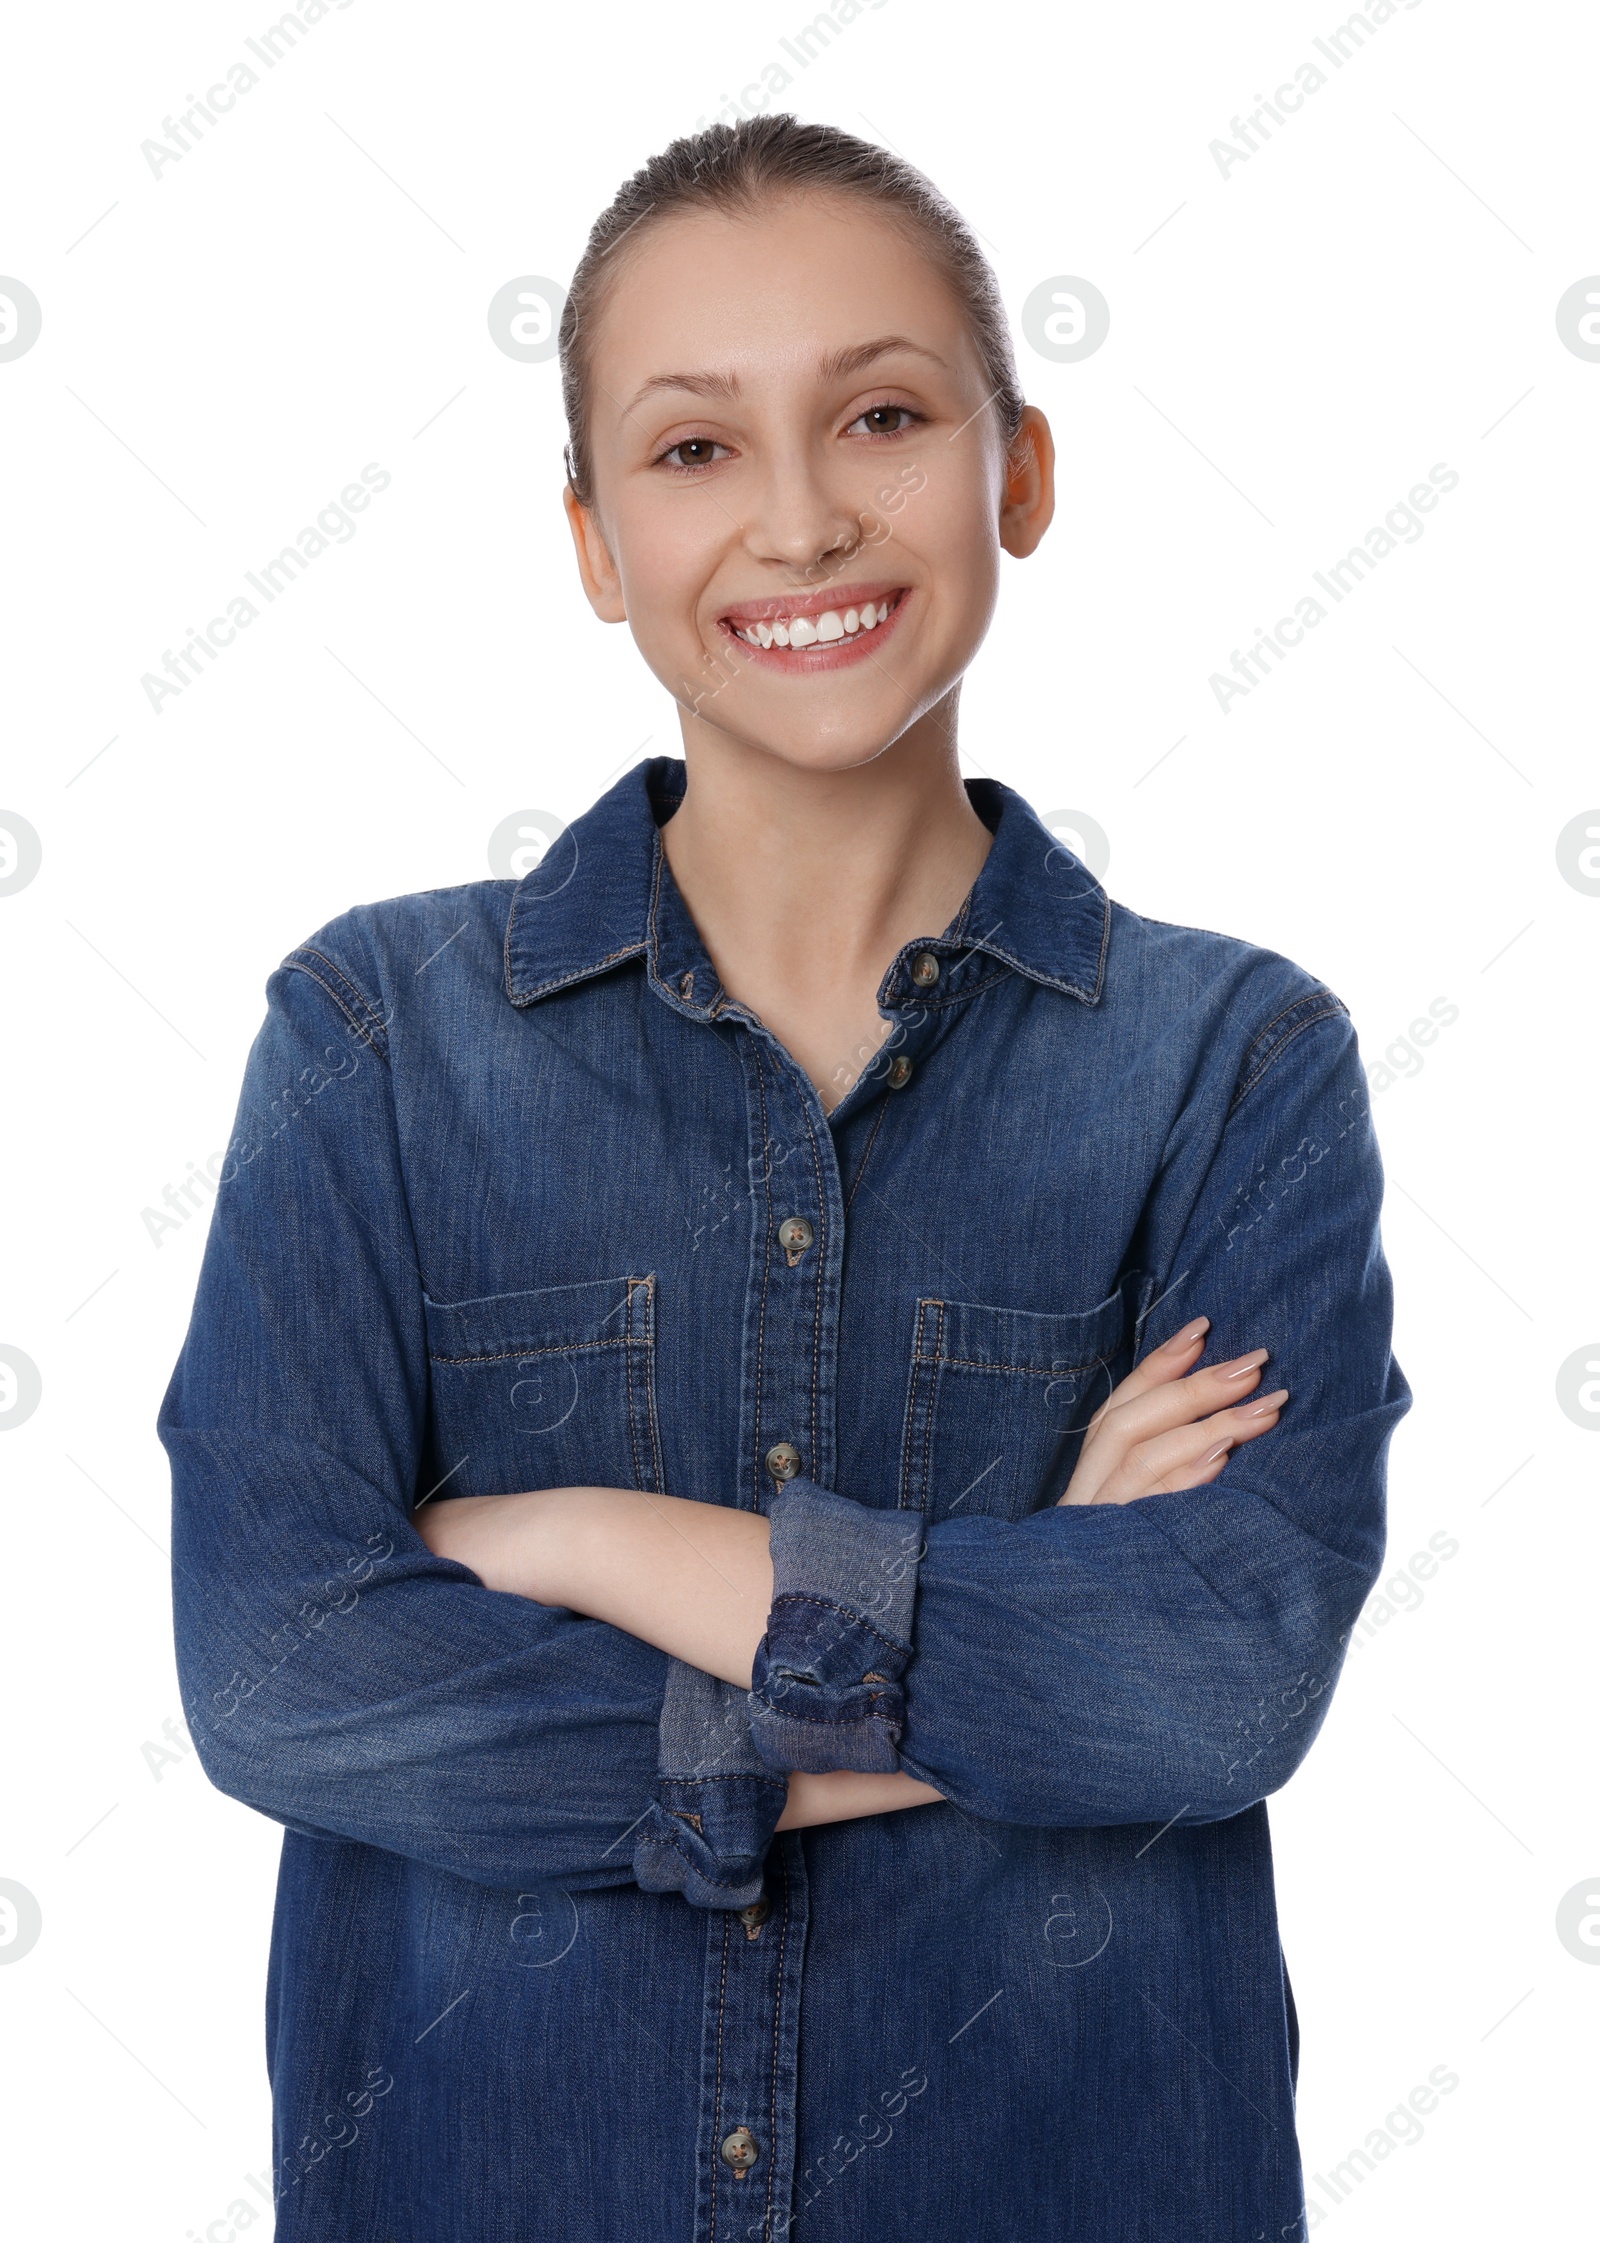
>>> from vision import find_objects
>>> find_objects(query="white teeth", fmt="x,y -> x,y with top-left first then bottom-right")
731,594 -> 896,648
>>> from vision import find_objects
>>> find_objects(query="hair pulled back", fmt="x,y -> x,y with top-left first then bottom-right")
558,114 -> 1024,507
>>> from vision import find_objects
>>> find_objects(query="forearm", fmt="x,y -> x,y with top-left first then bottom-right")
418,1488 -> 944,1827
775,1768 -> 943,1830
422,1486 -> 773,1685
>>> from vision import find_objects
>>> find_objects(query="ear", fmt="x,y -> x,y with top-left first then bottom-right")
563,484 -> 628,623
998,405 -> 1055,560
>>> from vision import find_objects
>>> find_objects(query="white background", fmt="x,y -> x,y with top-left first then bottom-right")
1,0 -> 1595,2234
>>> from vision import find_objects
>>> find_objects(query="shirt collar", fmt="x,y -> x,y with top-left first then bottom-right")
503,755 -> 1109,1013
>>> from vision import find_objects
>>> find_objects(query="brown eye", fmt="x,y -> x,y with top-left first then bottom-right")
850,405 -> 915,435
663,437 -> 722,468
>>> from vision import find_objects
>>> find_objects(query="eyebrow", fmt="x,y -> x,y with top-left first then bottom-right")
622,334 -> 950,417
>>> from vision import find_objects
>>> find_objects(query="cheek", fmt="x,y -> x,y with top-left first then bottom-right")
897,450 -> 996,539
897,450 -> 1002,568
901,469 -> 1002,641
612,502 -> 725,639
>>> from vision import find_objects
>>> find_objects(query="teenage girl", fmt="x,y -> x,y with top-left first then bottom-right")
164,114 -> 1408,2242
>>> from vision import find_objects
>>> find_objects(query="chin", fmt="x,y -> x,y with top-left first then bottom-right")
722,712 -> 933,778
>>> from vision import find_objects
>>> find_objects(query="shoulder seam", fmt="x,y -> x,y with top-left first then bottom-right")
283,947 -> 391,1062
1227,989 -> 1348,1116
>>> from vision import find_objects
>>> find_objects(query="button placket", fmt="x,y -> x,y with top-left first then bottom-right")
700,1028 -> 837,2242
733,1033 -> 841,1513
856,947 -> 954,1108
694,1843 -> 810,2242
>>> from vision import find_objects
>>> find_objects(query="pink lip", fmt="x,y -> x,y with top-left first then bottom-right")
716,586 -> 912,672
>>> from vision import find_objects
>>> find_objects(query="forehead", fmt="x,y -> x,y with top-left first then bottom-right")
589,192 -> 983,399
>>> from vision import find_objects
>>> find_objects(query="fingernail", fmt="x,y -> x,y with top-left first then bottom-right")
1164,1318 -> 1210,1351
1221,1349 -> 1270,1379
1242,1391 -> 1288,1417
1203,1439 -> 1233,1461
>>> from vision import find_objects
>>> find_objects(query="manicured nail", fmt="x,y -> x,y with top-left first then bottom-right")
1204,1439 -> 1233,1461
1221,1348 -> 1270,1380
1241,1389 -> 1289,1417
1164,1318 -> 1210,1351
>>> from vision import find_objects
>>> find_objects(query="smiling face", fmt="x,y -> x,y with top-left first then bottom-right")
565,191 -> 1054,776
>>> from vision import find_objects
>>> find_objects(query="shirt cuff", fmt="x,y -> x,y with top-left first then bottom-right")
632,1656 -> 788,1910
747,1478 -> 923,1775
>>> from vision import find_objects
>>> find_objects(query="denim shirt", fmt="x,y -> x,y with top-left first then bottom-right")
160,755 -> 1410,2242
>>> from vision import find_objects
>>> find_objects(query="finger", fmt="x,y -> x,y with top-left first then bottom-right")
1086,1345 -> 1256,1453
1079,1390 -> 1288,1505
1084,1317 -> 1211,1429
1128,1390 -> 1288,1496
1074,1432 -> 1243,1504
1206,1390 -> 1288,1439
1085,1346 -> 1270,1454
1068,1329 -> 1275,1506
1150,1388 -> 1288,1477
1071,1350 -> 1247,1503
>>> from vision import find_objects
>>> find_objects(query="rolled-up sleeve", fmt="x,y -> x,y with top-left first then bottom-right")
633,1660 -> 788,1908
747,1484 -> 922,1773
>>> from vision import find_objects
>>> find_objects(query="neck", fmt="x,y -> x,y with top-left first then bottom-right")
659,701 -> 994,1108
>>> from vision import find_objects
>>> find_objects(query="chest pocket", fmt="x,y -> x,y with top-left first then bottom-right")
422,1275 -> 662,1500
897,1275 -> 1139,1522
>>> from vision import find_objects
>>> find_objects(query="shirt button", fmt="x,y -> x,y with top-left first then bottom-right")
765,1441 -> 802,1484
721,2126 -> 760,2175
737,1896 -> 771,1939
887,1054 -> 914,1089
910,950 -> 940,987
777,1215 -> 814,1263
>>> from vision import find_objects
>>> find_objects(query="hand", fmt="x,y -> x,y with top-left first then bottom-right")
1058,1316 -> 1287,1507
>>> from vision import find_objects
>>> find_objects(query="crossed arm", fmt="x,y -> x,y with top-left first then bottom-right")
416,1316 -> 1288,1831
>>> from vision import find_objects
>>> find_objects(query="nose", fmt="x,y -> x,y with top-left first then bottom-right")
739,445 -> 865,584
